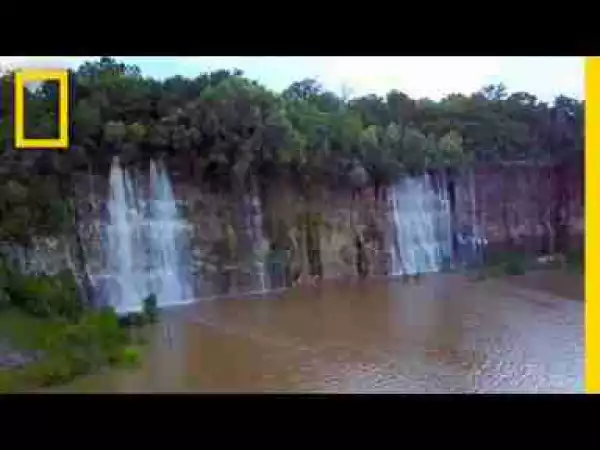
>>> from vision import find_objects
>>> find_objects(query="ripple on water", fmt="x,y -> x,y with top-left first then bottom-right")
55,271 -> 583,393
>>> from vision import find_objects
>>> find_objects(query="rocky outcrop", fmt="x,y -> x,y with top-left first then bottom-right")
453,162 -> 583,253
0,339 -> 43,369
2,161 -> 584,301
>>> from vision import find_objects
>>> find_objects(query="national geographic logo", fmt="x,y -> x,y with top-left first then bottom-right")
13,68 -> 69,149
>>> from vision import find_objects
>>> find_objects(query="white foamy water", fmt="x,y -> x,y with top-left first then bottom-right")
101,157 -> 192,313
389,173 -> 453,275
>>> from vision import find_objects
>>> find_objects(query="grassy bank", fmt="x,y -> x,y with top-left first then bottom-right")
0,308 -> 144,392
0,262 -> 155,392
472,248 -> 583,280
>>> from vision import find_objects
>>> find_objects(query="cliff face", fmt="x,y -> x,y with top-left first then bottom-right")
1,161 -> 583,301
453,162 -> 583,253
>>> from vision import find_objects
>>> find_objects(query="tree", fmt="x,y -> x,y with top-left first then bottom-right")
0,57 -> 584,198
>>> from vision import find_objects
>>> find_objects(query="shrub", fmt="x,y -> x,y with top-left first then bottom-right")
0,306 -> 134,392
0,289 -> 9,311
564,249 -> 583,272
0,369 -> 19,392
484,250 -> 527,276
44,308 -> 127,371
25,355 -> 76,387
118,312 -> 146,328
503,258 -> 526,276
5,270 -> 83,321
117,294 -> 159,328
0,267 -> 143,392
0,261 -> 149,391
0,259 -> 9,310
473,270 -> 487,281
117,345 -> 142,368
143,293 -> 158,323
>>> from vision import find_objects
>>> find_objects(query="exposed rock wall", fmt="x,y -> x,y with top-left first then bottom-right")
2,161 -> 584,301
454,162 -> 583,253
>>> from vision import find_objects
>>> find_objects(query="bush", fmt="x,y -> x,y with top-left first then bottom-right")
503,258 -> 526,276
117,345 -> 142,368
143,293 -> 158,323
0,369 -> 19,392
472,270 -> 487,281
0,262 -> 148,391
0,289 -> 9,311
0,306 -> 133,392
24,355 -> 76,387
118,312 -> 146,328
44,308 -> 127,370
5,270 -> 83,321
483,250 -> 527,276
565,249 -> 583,272
0,260 -> 145,391
117,294 -> 159,328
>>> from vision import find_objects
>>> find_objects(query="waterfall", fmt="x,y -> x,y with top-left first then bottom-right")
148,160 -> 193,306
389,173 -> 453,276
240,193 -> 269,293
99,157 -> 192,314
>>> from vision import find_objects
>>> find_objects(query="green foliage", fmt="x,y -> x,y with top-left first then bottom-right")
503,257 -> 526,276
473,270 -> 487,281
117,345 -> 142,367
1,59 -> 583,192
0,289 -> 9,311
564,249 -> 583,273
438,131 -> 469,168
0,177 -> 73,245
22,356 -> 75,386
0,257 -> 9,310
118,312 -> 146,328
484,251 -> 528,276
42,308 -> 127,373
142,293 -> 158,323
0,305 -> 136,392
117,294 -> 161,328
4,269 -> 83,321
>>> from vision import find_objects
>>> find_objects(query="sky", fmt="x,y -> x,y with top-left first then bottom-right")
0,56 -> 584,102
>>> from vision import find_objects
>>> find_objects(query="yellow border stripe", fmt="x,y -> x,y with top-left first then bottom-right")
14,68 -> 69,150
586,57 -> 600,393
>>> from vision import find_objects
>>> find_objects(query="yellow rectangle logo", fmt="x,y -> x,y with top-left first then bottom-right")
13,68 -> 69,149
586,57 -> 599,393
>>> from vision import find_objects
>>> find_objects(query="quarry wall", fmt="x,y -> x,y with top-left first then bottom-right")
0,161 -> 584,299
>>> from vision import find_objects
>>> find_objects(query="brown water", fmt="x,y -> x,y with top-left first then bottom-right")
53,271 -> 583,393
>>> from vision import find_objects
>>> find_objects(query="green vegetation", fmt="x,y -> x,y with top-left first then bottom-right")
0,58 -> 585,389
473,248 -> 584,280
142,293 -> 158,323
3,268 -> 83,320
503,257 -> 526,276
119,345 -> 142,368
565,249 -> 584,273
0,177 -> 73,246
0,57 -> 583,268
0,58 -> 581,270
0,258 -> 146,392
0,57 -> 583,195
0,307 -> 139,392
480,250 -> 527,276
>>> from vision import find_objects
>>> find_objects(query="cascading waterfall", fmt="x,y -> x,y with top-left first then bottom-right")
462,168 -> 487,266
148,160 -> 192,306
389,173 -> 454,276
240,193 -> 269,293
100,157 -> 192,314
104,158 -> 145,313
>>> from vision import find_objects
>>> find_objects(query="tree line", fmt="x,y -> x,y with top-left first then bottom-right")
0,57 -> 584,193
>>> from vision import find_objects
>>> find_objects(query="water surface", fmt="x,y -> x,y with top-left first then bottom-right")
53,271 -> 583,393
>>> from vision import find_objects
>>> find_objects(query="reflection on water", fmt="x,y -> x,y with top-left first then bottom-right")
53,271 -> 583,393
